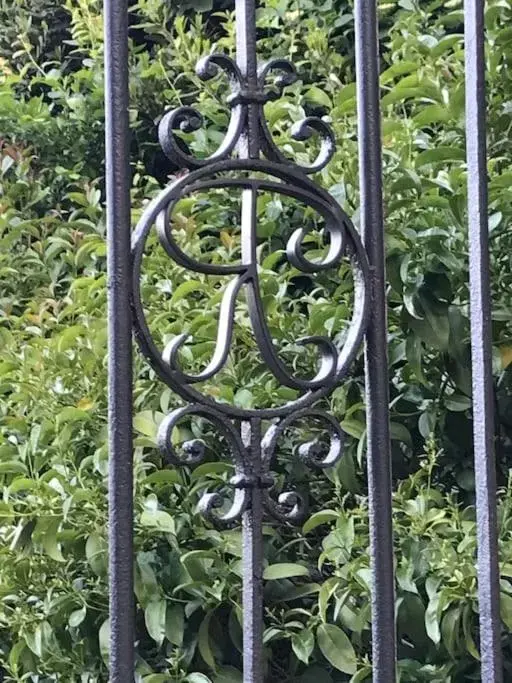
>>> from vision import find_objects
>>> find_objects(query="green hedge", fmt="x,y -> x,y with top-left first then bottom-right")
1,0 -> 512,680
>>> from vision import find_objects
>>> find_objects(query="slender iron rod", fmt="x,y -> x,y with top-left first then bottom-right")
104,0 -> 134,678
465,1 -> 503,680
235,0 -> 260,159
241,419 -> 264,683
236,3 -> 264,681
354,2 -> 396,680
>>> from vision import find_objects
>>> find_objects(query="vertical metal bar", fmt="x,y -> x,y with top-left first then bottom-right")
104,0 -> 134,678
241,419 -> 264,683
235,0 -> 260,159
354,2 -> 396,681
236,3 -> 264,677
465,2 -> 503,680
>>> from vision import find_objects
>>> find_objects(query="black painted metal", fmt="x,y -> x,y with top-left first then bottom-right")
131,0 -> 371,680
465,1 -> 503,680
104,0 -> 505,680
354,2 -> 396,680
104,0 -> 134,679
241,419 -> 264,683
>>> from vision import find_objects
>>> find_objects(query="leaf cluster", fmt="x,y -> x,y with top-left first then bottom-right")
1,0 -> 512,680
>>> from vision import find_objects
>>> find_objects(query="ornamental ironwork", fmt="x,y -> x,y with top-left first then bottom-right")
131,9 -> 370,529
130,2 -> 370,679
106,0 -> 502,680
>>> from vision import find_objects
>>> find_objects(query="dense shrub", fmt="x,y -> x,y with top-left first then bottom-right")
1,0 -> 512,680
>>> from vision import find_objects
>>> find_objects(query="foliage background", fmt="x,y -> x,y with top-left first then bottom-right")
1,0 -> 512,680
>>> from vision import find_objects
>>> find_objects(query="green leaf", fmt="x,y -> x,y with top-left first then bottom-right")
8,640 -> 26,676
415,146 -> 466,168
279,583 -> 321,601
145,600 -> 167,646
185,675 -> 212,683
213,667 -> 242,683
86,532 -> 107,576
349,667 -> 372,683
99,619 -> 110,660
263,563 -> 309,580
305,86 -> 332,108
33,516 -> 65,562
380,60 -> 418,84
409,305 -> 450,351
390,169 -> 422,195
263,627 -> 284,643
140,509 -> 175,534
445,394 -> 472,412
134,411 -> 157,438
0,461 -> 28,475
340,418 -> 365,439
390,422 -> 412,446
303,510 -> 339,534
413,104 -> 450,127
430,33 -> 463,57
198,611 -> 216,670
441,607 -> 461,658
56,407 -> 90,426
398,0 -> 417,11
25,621 -> 57,659
318,577 -> 338,622
292,629 -> 315,664
166,604 -> 185,647
316,624 -> 357,674
69,606 -> 86,628
234,389 -> 254,409
9,476 -> 37,493
425,593 -> 441,644
462,604 -> 480,660
143,470 -> 181,486
489,211 -> 503,232
190,462 -> 232,480
500,592 -> 512,630
170,280 -> 206,305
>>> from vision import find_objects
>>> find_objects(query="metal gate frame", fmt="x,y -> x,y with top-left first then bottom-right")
104,0 -> 502,681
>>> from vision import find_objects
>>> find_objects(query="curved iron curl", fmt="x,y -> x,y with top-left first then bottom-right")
259,111 -> 336,175
257,58 -> 298,100
161,274 -> 248,384
256,58 -> 335,174
157,404 -> 250,527
196,53 -> 243,85
260,408 -> 345,524
158,54 -> 245,170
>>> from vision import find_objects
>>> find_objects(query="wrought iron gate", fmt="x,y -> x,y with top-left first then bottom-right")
103,0 -> 502,681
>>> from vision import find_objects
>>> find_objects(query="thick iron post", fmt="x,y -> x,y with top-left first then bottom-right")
465,1 -> 503,679
354,1 -> 396,680
104,0 -> 134,679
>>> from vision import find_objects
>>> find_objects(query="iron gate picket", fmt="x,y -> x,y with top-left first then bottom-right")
103,0 -> 502,681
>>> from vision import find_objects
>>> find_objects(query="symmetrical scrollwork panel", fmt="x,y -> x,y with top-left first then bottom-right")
160,405 -> 345,528
132,43 -> 371,526
157,52 -> 336,175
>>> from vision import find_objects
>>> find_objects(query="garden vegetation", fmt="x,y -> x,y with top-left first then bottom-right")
1,0 -> 512,680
